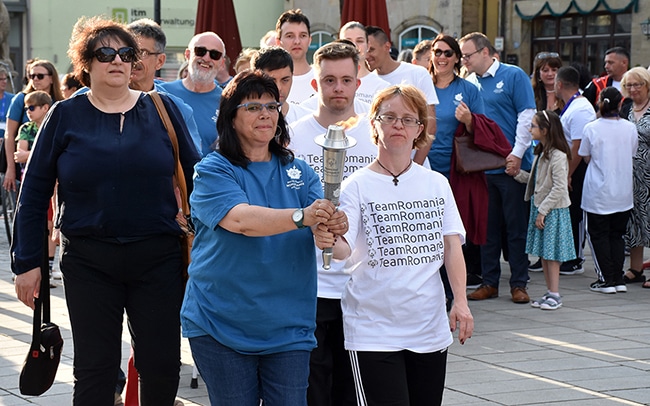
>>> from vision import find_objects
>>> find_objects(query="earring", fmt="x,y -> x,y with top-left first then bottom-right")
275,126 -> 282,137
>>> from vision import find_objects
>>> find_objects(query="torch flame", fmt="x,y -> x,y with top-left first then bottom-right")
336,116 -> 359,130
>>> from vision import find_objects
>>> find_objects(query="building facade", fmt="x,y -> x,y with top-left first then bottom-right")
2,0 -> 648,93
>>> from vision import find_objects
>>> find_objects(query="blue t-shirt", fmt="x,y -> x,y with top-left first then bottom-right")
7,92 -> 28,126
428,77 -> 484,178
158,80 -> 222,157
476,63 -> 535,172
181,152 -> 322,354
0,91 -> 15,138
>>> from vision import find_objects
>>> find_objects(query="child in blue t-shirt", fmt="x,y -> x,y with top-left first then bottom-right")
14,90 -> 52,177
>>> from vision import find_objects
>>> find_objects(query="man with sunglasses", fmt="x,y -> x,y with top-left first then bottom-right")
365,26 -> 438,164
459,32 -> 536,304
159,31 -> 224,156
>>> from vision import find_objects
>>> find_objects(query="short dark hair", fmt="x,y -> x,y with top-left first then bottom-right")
276,9 -> 311,36
216,71 -> 293,168
556,66 -> 580,89
313,40 -> 360,70
62,73 -> 82,91
459,32 -> 498,56
413,40 -> 432,59
366,26 -> 389,44
251,46 -> 294,74
24,90 -> 52,107
605,46 -> 629,61
128,18 -> 166,53
68,16 -> 140,87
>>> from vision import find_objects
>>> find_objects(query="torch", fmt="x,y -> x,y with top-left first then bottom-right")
314,124 -> 357,269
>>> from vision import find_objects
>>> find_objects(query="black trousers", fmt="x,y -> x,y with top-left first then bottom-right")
61,234 -> 183,406
585,211 -> 631,284
568,160 -> 587,263
349,348 -> 448,406
308,298 -> 356,406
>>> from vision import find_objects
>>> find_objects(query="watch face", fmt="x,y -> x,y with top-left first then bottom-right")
292,209 -> 303,222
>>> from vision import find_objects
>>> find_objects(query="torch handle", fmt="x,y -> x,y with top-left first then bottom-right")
322,182 -> 341,270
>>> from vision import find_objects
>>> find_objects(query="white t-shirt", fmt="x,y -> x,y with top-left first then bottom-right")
579,117 -> 637,214
284,102 -> 313,125
375,62 -> 439,105
299,95 -> 371,115
560,96 -> 596,147
289,115 -> 377,298
287,67 -> 315,104
356,74 -> 391,105
340,164 -> 465,352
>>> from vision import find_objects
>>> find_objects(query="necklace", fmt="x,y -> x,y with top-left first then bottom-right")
633,98 -> 650,113
376,159 -> 411,186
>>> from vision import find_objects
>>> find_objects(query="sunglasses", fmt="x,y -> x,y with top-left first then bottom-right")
535,52 -> 560,60
194,46 -> 223,61
29,73 -> 51,80
24,105 -> 41,111
433,49 -> 455,58
93,47 -> 137,63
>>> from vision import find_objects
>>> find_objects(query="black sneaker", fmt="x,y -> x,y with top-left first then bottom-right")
466,273 -> 483,289
528,258 -> 543,272
589,280 -> 616,294
560,260 -> 584,275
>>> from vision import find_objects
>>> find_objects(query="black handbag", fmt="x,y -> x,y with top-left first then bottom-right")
19,229 -> 63,396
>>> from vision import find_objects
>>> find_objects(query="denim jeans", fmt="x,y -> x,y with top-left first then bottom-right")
190,335 -> 310,406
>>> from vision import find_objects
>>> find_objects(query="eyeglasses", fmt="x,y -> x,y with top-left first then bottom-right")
535,52 -> 560,60
29,73 -> 51,80
433,49 -> 455,58
24,105 -> 41,111
375,114 -> 422,127
461,47 -> 484,61
236,102 -> 282,113
93,47 -> 137,63
624,82 -> 645,89
194,46 -> 223,61
141,50 -> 163,58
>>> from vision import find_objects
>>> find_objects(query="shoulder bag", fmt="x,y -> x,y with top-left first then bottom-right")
149,91 -> 193,281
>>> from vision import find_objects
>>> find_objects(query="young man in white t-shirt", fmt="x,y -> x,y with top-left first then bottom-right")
290,40 -> 377,406
276,9 -> 315,104
555,66 -> 596,275
365,26 -> 438,164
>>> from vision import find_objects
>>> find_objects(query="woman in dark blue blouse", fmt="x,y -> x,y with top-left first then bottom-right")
12,16 -> 199,405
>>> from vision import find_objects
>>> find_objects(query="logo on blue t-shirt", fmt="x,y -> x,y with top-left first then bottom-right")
454,93 -> 463,106
286,165 -> 305,190
494,81 -> 505,94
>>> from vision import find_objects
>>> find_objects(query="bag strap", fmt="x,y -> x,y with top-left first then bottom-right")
148,91 -> 190,218
30,226 -> 50,350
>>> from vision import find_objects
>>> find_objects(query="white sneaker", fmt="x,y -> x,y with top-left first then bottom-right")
52,270 -> 62,280
615,284 -> 627,293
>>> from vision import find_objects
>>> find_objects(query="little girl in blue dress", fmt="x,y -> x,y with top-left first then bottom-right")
514,110 -> 575,310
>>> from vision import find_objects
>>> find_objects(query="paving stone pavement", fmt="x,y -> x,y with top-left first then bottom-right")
1,232 -> 649,405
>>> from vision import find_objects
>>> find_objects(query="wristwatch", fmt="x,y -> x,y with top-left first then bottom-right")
292,208 -> 305,229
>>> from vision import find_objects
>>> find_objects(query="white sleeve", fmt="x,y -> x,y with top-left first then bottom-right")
511,108 -> 535,158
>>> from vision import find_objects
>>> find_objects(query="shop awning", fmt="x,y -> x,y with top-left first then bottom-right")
341,0 -> 391,38
195,0 -> 242,74
515,0 -> 638,20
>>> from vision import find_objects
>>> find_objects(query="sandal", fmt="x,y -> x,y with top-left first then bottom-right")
623,269 -> 645,284
643,280 -> 650,289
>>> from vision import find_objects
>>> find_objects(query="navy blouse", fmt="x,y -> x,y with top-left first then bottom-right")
11,92 -> 200,274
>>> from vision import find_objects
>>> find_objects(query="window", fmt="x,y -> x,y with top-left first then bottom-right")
308,31 -> 335,63
398,25 -> 439,52
532,11 -> 631,78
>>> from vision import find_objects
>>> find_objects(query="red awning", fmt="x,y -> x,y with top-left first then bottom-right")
195,0 -> 242,74
340,0 -> 390,38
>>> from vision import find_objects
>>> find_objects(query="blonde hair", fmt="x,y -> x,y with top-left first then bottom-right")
620,67 -> 650,98
369,85 -> 432,150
